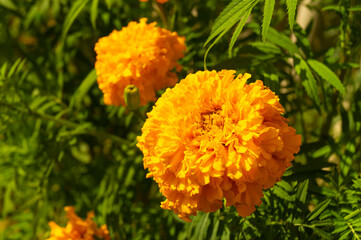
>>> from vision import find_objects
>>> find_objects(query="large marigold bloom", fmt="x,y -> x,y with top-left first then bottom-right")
94,18 -> 186,106
137,70 -> 301,221
47,206 -> 110,240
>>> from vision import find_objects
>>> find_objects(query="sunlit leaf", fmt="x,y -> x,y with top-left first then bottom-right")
348,5 -> 361,11
307,59 -> 345,95
0,0 -> 17,11
267,27 -> 300,54
273,185 -> 293,201
296,179 -> 309,203
294,56 -> 321,108
90,0 -> 99,29
69,69 -> 97,110
286,0 -> 298,30
306,199 -> 331,221
312,227 -> 333,240
205,0 -> 259,47
62,0 -> 90,41
262,0 -> 275,42
228,7 -> 252,56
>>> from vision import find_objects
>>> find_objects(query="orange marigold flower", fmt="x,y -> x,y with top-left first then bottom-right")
137,70 -> 302,221
46,206 -> 110,240
94,18 -> 185,106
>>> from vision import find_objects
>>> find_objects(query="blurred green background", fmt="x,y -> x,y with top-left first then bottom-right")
0,0 -> 360,239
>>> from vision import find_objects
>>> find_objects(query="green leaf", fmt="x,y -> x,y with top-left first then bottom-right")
333,224 -> 349,234
266,27 -> 300,55
352,179 -> 361,190
294,57 -> 320,107
286,0 -> 298,30
210,217 -> 220,240
105,0 -> 113,9
69,69 -> 97,110
204,29 -> 229,69
2,181 -> 16,217
124,167 -> 135,186
298,141 -> 326,155
307,59 -> 345,95
262,0 -> 275,42
30,96 -> 49,111
90,0 -> 99,29
205,0 -> 259,47
344,208 -> 361,221
0,0 -> 17,11
197,213 -> 210,240
277,181 -> 293,192
348,5 -> 361,11
340,142 -> 354,177
296,179 -> 309,203
263,63 -> 280,95
228,7 -> 252,56
221,227 -> 231,240
312,227 -> 333,240
345,62 -> 360,68
293,25 -> 313,56
339,231 -> 351,240
7,58 -> 23,78
38,100 -> 59,114
249,41 -> 281,55
263,72 -> 279,93
306,199 -> 331,221
273,186 -> 293,201
312,145 -> 331,158
61,0 -> 90,41
322,5 -> 341,12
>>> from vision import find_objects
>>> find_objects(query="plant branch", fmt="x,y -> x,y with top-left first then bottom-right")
0,101 -> 133,146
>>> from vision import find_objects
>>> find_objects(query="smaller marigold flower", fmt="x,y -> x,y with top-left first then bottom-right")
137,70 -> 302,221
47,206 -> 110,240
95,18 -> 185,106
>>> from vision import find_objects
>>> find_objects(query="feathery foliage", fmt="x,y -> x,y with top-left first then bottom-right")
0,0 -> 360,239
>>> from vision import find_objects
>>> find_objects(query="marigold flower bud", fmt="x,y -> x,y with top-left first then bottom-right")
124,85 -> 141,110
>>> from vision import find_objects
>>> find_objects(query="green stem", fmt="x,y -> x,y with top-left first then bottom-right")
134,109 -> 146,122
319,78 -> 343,140
319,0 -> 351,140
156,2 -> 168,29
0,101 -> 133,145
347,222 -> 360,240
298,95 -> 307,144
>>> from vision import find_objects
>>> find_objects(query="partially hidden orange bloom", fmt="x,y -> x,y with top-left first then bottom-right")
47,206 -> 110,240
139,0 -> 169,3
137,70 -> 302,221
95,18 -> 185,106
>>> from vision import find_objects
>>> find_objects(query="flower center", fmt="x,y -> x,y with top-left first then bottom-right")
196,106 -> 223,135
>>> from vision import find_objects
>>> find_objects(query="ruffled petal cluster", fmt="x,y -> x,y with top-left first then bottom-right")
95,18 -> 186,106
137,70 -> 301,221
47,206 -> 110,240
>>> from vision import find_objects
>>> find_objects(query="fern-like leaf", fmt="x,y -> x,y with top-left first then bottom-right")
228,8 -> 252,56
262,0 -> 275,42
205,0 -> 259,48
286,0 -> 298,30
